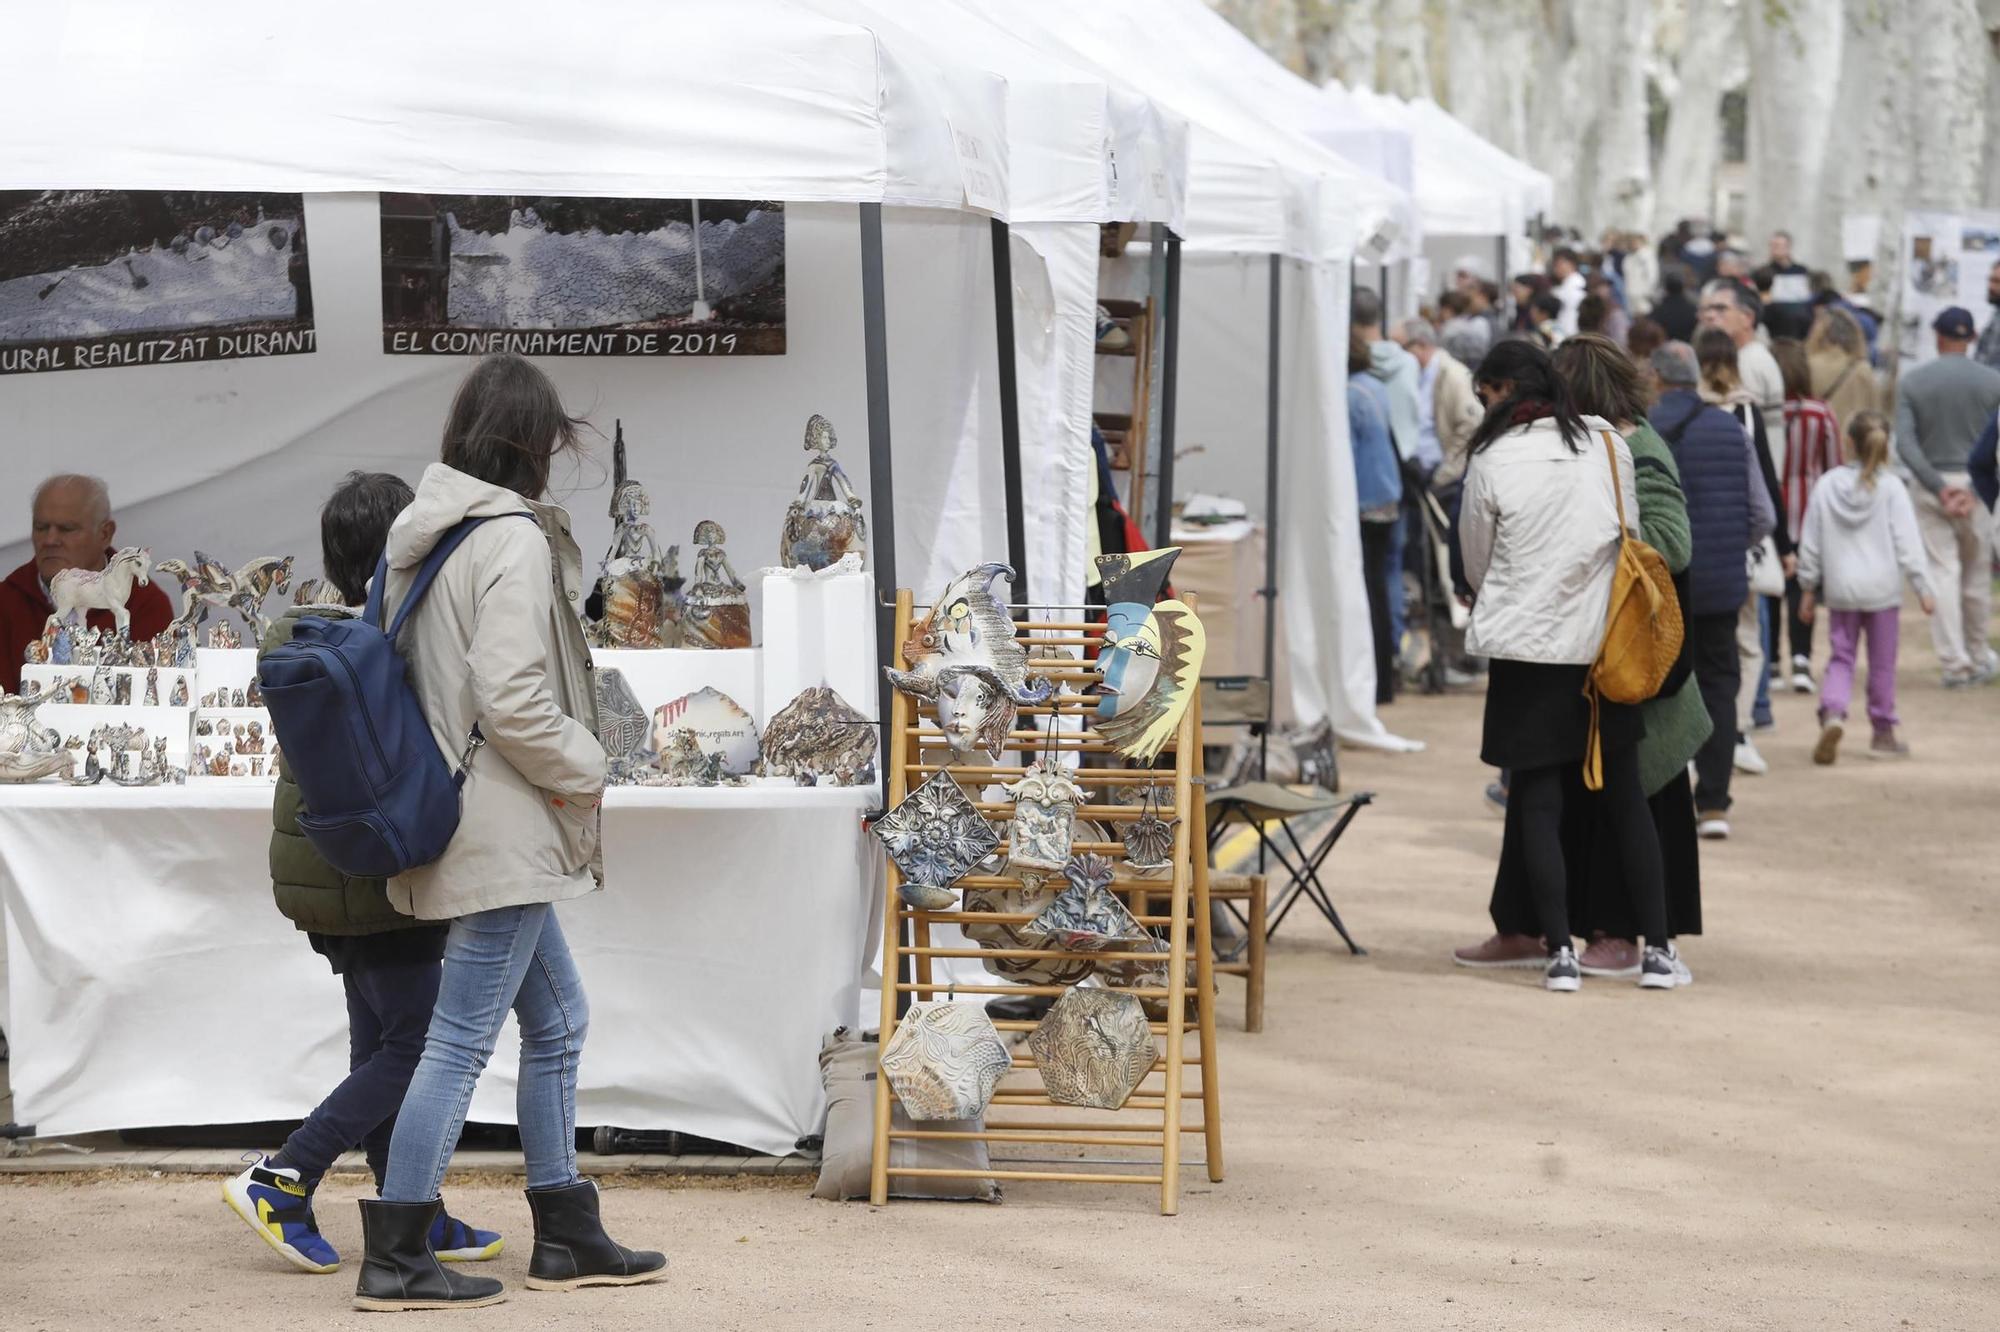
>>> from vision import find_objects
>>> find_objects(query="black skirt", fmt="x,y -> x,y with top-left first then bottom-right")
1480,658 -> 1642,771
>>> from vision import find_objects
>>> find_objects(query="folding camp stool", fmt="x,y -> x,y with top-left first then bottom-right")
1204,782 -> 1373,954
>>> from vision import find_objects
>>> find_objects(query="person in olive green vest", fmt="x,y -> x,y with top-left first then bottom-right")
223,472 -> 501,1275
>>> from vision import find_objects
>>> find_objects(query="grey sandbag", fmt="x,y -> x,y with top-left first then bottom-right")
811,1028 -> 1001,1203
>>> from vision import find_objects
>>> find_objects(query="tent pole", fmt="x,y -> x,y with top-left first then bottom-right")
1142,224 -> 1169,542
1261,254 -> 1282,779
1495,235 -> 1508,310
1154,232 -> 1183,551
859,204 -> 898,766
990,219 -> 1028,596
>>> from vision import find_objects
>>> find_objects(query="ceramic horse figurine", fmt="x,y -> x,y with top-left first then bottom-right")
154,557 -> 226,631
48,547 -> 152,642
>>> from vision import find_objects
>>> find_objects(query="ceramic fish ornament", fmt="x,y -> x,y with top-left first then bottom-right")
1093,549 -> 1205,764
879,1002 -> 1012,1122
873,768 -> 999,910
1028,987 -> 1158,1110
779,414 -> 867,571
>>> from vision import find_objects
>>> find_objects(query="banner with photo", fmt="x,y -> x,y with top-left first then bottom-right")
1898,208 -> 2000,365
381,196 -> 785,357
0,191 -> 315,376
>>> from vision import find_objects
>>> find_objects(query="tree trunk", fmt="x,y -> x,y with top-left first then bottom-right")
1376,0 -> 1432,99
1436,0 -> 1536,159
1743,0 -> 1845,255
1590,0 -> 1656,232
1652,0 -> 1743,233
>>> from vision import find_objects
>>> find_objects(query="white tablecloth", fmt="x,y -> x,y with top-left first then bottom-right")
0,782 -> 883,1157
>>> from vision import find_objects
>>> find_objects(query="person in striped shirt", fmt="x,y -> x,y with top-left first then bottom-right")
1776,338 -> 1846,693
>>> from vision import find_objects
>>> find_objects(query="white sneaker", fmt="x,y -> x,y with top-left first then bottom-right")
1697,813 -> 1731,840
1790,655 -> 1815,694
1639,944 -> 1694,990
1543,946 -> 1581,993
1733,738 -> 1768,775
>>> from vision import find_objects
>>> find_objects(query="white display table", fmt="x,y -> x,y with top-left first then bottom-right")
0,777 -> 883,1159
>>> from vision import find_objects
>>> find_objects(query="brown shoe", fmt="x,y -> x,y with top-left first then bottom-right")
1452,933 -> 1545,969
1578,936 -> 1640,977
1868,728 -> 1910,759
1813,717 -> 1844,766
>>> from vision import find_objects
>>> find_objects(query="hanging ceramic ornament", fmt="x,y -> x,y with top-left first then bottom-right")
1121,783 -> 1177,876
779,414 -> 867,571
1028,987 -> 1159,1110
651,686 -> 760,777
872,768 -> 999,910
885,564 -> 1052,729
1001,760 -> 1086,882
681,521 -> 752,650
1093,549 -> 1206,764
758,685 -> 877,786
879,1002 -> 1012,1122
1023,853 -> 1151,951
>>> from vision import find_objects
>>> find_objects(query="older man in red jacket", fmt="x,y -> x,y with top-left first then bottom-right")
1,475 -> 174,693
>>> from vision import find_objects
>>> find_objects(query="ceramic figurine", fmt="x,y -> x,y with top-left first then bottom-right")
48,621 -> 72,666
291,578 -> 345,607
0,693 -> 77,783
779,414 -> 867,571
157,552 -> 294,643
206,620 -> 243,651
89,665 -> 113,705
680,521 -> 752,650
232,687 -> 247,708
244,720 -> 265,754
195,719 -> 213,737
1028,987 -> 1159,1111
230,757 -> 251,777
872,769 -> 999,910
885,565 -> 1051,750
48,547 -> 153,640
594,668 -> 657,784
1024,853 -> 1150,951
1121,786 -> 1177,875
142,667 -> 159,707
1093,550 -> 1206,764
168,673 -> 189,708
652,686 -> 759,778
247,676 -> 263,707
587,423 -> 683,649
1002,761 -> 1087,882
756,686 -> 876,786
68,679 -> 89,705
653,728 -> 725,786
878,1002 -> 1012,1123
200,690 -> 218,709
227,555 -> 294,642
112,671 -> 133,705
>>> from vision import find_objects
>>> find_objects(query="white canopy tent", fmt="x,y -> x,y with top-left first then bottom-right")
972,0 -> 1415,750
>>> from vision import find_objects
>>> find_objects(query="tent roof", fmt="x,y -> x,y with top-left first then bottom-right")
1,0 -> 1011,214
828,0 -> 1186,228
1403,97 -> 1556,223
1331,86 -> 1521,239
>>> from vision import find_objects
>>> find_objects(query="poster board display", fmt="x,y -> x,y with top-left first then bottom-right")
381,195 -> 785,357
1897,208 -> 2000,366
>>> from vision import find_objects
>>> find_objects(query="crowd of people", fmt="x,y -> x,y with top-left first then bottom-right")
1348,223 -> 2000,992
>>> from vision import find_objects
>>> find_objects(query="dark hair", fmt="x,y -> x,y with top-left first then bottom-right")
1663,270 -> 1686,296
1773,337 -> 1813,400
1553,332 -> 1649,426
1350,285 -> 1384,329
1529,290 -> 1562,320
321,470 -> 415,605
439,354 -> 586,500
1553,246 -> 1579,268
1438,288 -> 1471,316
1478,279 -> 1501,304
1348,328 -> 1373,376
1626,316 -> 1667,361
1576,293 -> 1609,333
1467,337 -> 1587,454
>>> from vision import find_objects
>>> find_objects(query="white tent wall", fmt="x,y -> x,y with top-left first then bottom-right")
0,199 -> 1011,636
1013,224 -> 1101,610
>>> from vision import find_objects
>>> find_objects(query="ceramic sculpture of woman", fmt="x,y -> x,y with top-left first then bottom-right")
358,353 -> 664,1310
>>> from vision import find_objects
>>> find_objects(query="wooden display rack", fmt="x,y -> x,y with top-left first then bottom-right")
869,592 -> 1224,1215
1093,296 -> 1155,529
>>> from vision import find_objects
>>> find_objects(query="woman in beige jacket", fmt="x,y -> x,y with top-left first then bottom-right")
1806,305 -> 1879,433
361,356 -> 664,1311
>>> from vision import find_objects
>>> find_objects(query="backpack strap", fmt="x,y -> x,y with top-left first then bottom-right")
366,513 -> 538,642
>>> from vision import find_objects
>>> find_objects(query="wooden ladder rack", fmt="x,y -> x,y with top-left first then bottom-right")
869,592 -> 1224,1215
1094,295 -> 1155,533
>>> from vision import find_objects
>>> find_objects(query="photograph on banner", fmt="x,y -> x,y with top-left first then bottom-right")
381,195 -> 785,358
0,191 -> 315,377
1900,209 -> 2000,363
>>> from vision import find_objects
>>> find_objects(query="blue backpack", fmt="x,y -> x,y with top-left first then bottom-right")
258,514 -> 532,878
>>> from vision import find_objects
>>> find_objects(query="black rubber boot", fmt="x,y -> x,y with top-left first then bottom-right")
524,1180 -> 667,1291
353,1197 -> 505,1312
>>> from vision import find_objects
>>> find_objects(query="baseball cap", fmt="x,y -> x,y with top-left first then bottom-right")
1933,306 -> 1976,340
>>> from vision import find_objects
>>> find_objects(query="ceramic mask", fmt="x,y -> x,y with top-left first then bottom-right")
779,414 -> 867,571
879,1002 -> 1012,1123
1002,761 -> 1088,880
1028,987 -> 1159,1111
1093,549 -> 1206,765
681,521 -> 752,650
1024,853 -> 1150,952
757,685 -> 876,787
884,564 -> 1051,720
651,686 -> 760,778
873,769 -> 999,911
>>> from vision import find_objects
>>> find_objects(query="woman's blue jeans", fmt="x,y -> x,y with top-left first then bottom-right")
381,903 -> 588,1202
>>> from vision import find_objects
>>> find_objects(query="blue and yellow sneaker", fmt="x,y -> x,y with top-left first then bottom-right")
222,1155 -> 341,1273
430,1206 -> 504,1263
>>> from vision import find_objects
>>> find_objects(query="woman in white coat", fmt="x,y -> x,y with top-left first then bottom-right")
1459,339 -> 1681,992
359,356 -> 665,1310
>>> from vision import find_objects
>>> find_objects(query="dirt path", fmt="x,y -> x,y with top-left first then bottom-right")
3,612 -> 1995,1330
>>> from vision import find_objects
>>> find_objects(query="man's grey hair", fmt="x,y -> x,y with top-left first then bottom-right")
1651,341 -> 1700,387
1350,285 -> 1384,329
1700,278 -> 1757,314
32,474 -> 112,526
1397,317 -> 1437,348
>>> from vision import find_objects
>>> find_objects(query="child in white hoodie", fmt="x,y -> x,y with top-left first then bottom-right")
1798,410 -> 1935,762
